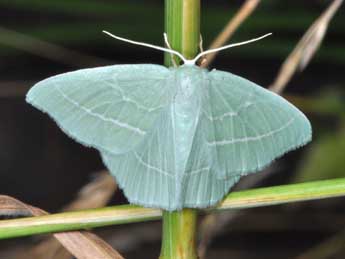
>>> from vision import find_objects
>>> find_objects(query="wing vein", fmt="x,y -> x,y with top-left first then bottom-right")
54,84 -> 146,135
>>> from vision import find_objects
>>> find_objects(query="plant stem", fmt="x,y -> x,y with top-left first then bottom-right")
164,0 -> 200,65
160,1 -> 200,258
1,178 -> 345,239
160,209 -> 198,259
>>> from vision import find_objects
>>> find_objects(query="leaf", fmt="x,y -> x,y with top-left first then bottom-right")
0,195 -> 124,259
2,178 -> 345,240
0,195 -> 35,217
12,171 -> 118,259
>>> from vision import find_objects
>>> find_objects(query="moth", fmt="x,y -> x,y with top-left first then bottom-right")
26,31 -> 312,211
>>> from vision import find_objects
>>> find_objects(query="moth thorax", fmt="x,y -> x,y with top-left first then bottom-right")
174,71 -> 201,103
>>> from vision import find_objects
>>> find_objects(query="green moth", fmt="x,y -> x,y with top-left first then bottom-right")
26,32 -> 312,211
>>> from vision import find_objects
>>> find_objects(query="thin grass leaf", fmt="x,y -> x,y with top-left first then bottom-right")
0,195 -> 124,259
12,171 -> 118,259
0,195 -> 35,218
1,178 -> 345,239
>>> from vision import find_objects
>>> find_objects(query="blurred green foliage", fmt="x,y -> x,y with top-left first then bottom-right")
294,128 -> 345,182
288,91 -> 345,117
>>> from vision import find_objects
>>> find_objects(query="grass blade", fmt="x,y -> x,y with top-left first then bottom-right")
1,178 -> 345,239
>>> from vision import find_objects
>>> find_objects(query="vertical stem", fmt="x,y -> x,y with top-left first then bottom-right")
160,0 -> 200,259
160,209 -> 198,259
164,0 -> 200,65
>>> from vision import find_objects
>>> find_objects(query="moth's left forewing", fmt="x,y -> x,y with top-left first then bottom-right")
206,69 -> 312,180
26,64 -> 172,155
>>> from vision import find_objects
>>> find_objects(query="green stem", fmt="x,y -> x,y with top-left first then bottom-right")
161,1 -> 200,258
160,209 -> 198,259
164,0 -> 200,65
1,178 -> 345,239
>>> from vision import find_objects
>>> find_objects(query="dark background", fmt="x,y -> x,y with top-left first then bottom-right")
0,0 -> 344,258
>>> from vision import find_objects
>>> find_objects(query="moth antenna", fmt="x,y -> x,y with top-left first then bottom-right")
192,33 -> 273,64
103,30 -> 188,64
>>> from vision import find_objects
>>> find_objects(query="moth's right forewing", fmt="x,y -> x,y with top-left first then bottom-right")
26,64 -> 171,155
206,70 -> 312,179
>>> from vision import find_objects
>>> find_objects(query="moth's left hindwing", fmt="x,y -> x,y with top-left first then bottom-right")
205,70 -> 312,179
26,64 -> 171,154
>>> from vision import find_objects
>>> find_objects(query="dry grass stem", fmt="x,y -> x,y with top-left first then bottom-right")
63,171 -> 117,211
269,0 -> 343,94
0,171 -> 122,259
28,171 -> 117,259
201,0 -> 261,68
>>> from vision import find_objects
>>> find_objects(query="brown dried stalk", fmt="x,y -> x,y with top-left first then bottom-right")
63,171 -> 116,211
201,0 -> 261,68
0,171 -> 121,259
269,0 -> 343,94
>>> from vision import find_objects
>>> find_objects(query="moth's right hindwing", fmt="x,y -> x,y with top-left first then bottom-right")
26,64 -> 171,155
